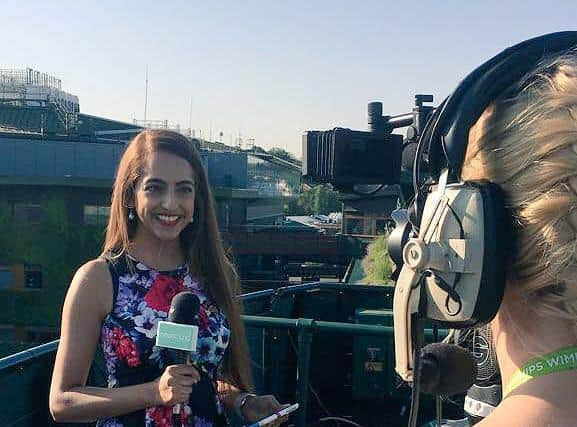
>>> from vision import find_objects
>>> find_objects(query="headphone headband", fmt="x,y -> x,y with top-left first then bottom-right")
425,31 -> 577,180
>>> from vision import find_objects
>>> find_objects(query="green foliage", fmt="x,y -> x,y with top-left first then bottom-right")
361,235 -> 393,284
267,147 -> 301,165
0,197 -> 104,327
285,184 -> 341,215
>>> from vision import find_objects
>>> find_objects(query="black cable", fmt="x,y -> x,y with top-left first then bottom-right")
444,202 -> 465,317
446,203 -> 465,239
413,101 -> 444,197
419,201 -> 466,318
431,326 -> 443,426
426,271 -> 463,316
407,104 -> 440,235
408,354 -> 421,427
436,395 -> 442,427
408,322 -> 425,427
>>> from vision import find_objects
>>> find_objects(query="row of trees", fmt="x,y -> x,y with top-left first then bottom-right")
267,146 -> 392,284
263,146 -> 339,216
250,145 -> 301,166
285,184 -> 341,216
267,147 -> 301,165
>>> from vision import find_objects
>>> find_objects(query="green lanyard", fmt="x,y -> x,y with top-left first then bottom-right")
504,345 -> 577,397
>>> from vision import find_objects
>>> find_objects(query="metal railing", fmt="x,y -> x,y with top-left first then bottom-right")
0,282 -> 444,427
243,314 -> 445,427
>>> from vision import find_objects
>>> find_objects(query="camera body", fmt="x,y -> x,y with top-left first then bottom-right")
302,96 -> 434,195
302,128 -> 402,191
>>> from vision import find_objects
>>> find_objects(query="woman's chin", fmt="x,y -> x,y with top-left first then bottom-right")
153,229 -> 183,242
136,218 -> 190,244
147,224 -> 185,242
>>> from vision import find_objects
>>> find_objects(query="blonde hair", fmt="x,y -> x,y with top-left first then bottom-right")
103,129 -> 253,391
462,54 -> 577,327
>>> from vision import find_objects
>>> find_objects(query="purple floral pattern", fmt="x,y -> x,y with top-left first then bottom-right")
96,255 -> 230,427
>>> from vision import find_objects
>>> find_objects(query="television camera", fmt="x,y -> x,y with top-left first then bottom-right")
301,94 -> 435,199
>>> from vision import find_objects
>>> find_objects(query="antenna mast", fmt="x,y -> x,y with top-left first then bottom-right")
144,67 -> 149,123
188,98 -> 193,136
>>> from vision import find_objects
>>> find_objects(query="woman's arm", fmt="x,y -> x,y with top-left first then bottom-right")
49,259 -> 161,422
49,259 -> 199,422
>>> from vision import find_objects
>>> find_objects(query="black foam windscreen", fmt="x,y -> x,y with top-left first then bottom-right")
168,291 -> 201,325
418,342 -> 478,396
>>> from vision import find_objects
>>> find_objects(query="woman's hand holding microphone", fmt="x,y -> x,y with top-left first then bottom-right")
152,364 -> 200,406
151,365 -> 289,426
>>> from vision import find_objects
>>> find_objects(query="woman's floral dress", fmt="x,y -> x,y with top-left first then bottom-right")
96,254 -> 231,427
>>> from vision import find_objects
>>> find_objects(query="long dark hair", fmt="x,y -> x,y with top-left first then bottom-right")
103,129 -> 253,391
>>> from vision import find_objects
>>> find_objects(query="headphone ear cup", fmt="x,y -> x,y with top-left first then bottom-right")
414,180 -> 508,327
471,181 -> 509,325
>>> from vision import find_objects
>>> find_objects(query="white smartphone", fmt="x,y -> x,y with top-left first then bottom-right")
247,403 -> 299,427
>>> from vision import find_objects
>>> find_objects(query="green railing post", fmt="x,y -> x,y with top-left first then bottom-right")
269,327 -> 283,397
240,315 -> 447,426
295,318 -> 314,427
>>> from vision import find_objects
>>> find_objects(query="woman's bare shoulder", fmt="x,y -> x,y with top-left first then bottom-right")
76,258 -> 110,279
65,258 -> 113,320
477,393 -> 577,427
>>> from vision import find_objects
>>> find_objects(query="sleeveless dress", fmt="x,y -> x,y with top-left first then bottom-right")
97,254 -> 231,427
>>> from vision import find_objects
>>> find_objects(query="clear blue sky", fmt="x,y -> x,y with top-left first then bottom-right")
3,0 -> 576,156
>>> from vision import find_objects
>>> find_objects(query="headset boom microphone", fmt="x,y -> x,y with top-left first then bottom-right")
418,342 -> 477,395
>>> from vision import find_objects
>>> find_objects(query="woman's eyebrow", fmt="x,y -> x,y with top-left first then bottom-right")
143,177 -> 166,185
144,178 -> 195,186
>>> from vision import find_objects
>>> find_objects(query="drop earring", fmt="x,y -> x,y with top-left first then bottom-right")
128,208 -> 135,221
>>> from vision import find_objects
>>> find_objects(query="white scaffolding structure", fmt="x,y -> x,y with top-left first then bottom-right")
0,68 -> 79,131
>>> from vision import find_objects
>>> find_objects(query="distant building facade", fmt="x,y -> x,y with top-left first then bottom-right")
0,69 -> 301,352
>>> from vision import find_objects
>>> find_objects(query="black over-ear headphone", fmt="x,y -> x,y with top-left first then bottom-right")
389,31 -> 577,390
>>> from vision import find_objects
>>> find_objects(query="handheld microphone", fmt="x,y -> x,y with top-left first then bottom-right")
158,291 -> 201,427
417,342 -> 478,396
460,325 -> 502,424
167,291 -> 201,328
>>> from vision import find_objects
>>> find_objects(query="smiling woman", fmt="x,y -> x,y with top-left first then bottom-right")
49,130 -> 288,427
132,150 -> 197,244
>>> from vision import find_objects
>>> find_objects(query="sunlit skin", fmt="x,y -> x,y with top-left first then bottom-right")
130,151 -> 196,267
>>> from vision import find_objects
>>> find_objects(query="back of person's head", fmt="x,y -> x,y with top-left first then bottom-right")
462,52 -> 577,330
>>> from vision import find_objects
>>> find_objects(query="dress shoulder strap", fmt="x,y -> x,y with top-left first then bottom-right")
101,253 -> 129,306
